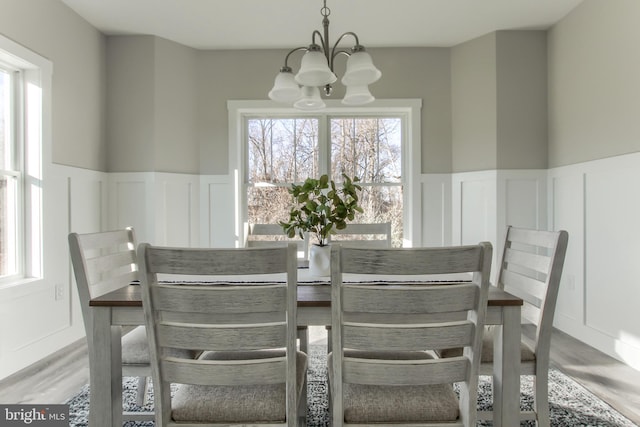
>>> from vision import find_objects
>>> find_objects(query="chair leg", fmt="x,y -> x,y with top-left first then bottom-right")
297,372 -> 308,427
297,326 -> 309,353
534,372 -> 550,427
135,376 -> 148,407
326,326 -> 332,353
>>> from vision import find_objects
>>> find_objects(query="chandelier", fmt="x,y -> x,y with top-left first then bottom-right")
268,0 -> 382,110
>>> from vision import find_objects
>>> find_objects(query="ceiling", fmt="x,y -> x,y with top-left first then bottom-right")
59,0 -> 583,50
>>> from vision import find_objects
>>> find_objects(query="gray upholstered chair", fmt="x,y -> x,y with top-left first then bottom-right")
438,226 -> 568,426
138,243 -> 307,427
329,243 -> 492,427
68,228 -> 150,413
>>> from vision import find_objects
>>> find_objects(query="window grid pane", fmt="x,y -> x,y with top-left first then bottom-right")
330,117 -> 402,184
247,118 -> 319,184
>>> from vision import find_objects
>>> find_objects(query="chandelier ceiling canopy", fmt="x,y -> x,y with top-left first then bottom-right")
268,0 -> 382,110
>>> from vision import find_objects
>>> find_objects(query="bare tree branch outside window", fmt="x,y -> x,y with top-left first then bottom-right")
247,116 -> 403,247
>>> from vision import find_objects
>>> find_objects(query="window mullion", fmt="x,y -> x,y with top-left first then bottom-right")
318,114 -> 330,177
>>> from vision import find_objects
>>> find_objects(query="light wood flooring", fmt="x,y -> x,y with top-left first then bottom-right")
0,327 -> 638,425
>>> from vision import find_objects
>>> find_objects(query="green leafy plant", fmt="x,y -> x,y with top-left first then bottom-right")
280,174 -> 363,246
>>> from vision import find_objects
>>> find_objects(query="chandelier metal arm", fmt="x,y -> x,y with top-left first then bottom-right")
281,46 -> 309,71
311,30 -> 327,54
333,31 -> 361,50
330,49 -> 350,72
329,31 -> 362,71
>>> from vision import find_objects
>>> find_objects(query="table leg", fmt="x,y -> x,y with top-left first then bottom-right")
91,307 -> 123,427
493,305 -> 521,427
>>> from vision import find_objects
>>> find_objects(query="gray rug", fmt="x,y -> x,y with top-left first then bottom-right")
66,345 -> 637,426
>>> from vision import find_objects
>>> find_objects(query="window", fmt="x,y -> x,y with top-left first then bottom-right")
0,36 -> 49,285
232,100 -> 421,248
0,66 -> 20,280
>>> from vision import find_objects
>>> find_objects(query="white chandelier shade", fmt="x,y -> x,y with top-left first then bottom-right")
268,0 -> 381,110
295,49 -> 337,87
268,69 -> 302,103
341,51 -> 382,86
293,86 -> 326,110
342,84 -> 374,106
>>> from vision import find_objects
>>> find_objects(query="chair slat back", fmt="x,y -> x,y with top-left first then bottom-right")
337,245 -> 485,275
343,357 -> 470,386
146,246 -> 289,275
138,243 -> 299,424
497,227 -> 568,319
496,226 -> 568,358
329,222 -> 392,248
342,283 -> 478,314
69,228 -> 138,339
331,243 -> 492,426
245,223 -> 310,259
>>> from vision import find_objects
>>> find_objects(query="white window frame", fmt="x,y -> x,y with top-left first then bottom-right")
0,35 -> 51,287
228,99 -> 422,248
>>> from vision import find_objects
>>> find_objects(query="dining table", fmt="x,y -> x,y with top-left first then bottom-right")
87,269 -> 522,427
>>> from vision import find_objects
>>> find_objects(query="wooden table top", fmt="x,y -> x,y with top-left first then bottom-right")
90,283 -> 523,308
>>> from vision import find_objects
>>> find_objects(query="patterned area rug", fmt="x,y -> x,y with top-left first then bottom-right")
66,345 -> 637,426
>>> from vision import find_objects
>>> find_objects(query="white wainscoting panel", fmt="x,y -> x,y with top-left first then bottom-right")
155,173 -> 200,247
200,175 -> 235,248
0,164 -> 103,380
420,174 -> 451,247
496,170 -> 548,261
452,170 -> 498,248
549,152 -> 640,371
108,173 -> 154,244
549,171 -> 585,328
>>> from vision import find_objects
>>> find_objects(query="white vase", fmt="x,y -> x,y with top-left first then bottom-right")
309,244 -> 331,277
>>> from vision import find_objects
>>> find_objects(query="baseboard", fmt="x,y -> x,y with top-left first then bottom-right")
0,337 -> 87,389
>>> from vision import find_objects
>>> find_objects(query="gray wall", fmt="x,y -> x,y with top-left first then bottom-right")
1,0 -> 107,171
106,36 -> 199,173
451,31 -> 548,173
451,33 -> 498,172
108,44 -> 453,175
496,31 -> 547,170
548,0 -> 640,167
106,36 -> 155,172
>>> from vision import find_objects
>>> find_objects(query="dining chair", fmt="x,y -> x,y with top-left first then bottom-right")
245,222 -> 310,259
68,228 -> 151,411
138,243 -> 307,427
324,222 -> 392,351
245,222 -> 311,353
438,226 -> 568,426
328,222 -> 392,248
329,243 -> 492,426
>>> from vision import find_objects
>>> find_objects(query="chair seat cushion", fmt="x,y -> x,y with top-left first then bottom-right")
435,325 -> 536,362
171,350 -> 307,423
329,350 -> 460,423
121,326 -> 199,364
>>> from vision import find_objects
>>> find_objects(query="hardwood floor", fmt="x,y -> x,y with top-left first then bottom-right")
546,327 -> 640,425
0,327 -> 638,426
